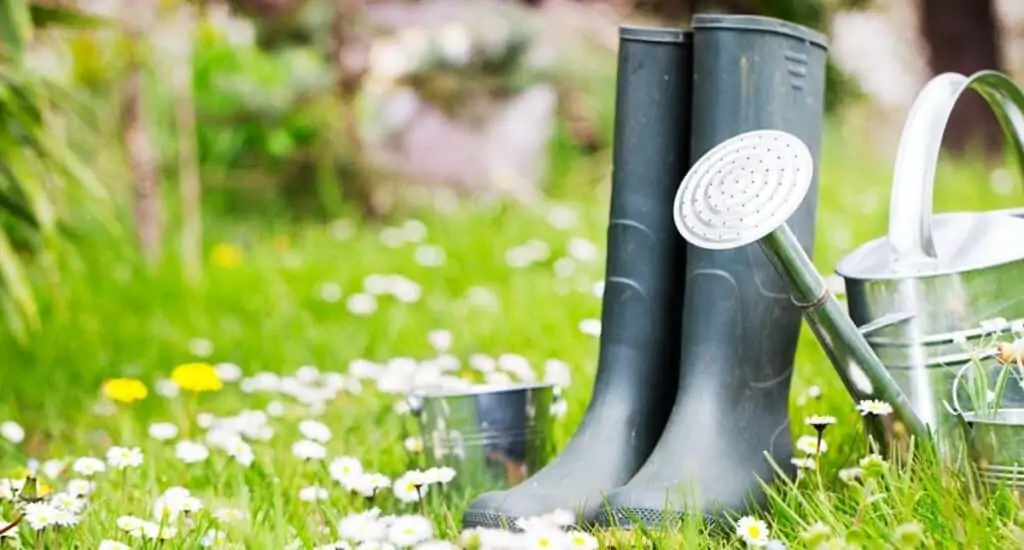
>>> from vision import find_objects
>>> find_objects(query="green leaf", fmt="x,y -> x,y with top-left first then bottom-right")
29,3 -> 112,30
3,94 -> 107,202
40,138 -> 97,196
0,5 -> 119,341
0,0 -> 33,62
4,141 -> 56,233
0,183 -> 41,231
0,292 -> 28,345
0,223 -> 38,331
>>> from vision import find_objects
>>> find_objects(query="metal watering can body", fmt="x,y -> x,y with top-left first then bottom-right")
834,70 -> 1024,458
671,71 -> 1024,465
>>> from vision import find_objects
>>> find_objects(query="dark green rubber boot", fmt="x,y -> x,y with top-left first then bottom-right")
599,14 -> 829,529
461,26 -> 693,529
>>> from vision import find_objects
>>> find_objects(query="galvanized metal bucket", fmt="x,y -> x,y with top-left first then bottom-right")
411,382 -> 559,498
833,70 -> 1024,458
948,362 -> 1024,493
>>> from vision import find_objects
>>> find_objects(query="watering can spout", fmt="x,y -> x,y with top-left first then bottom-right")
888,71 -> 1024,272
672,130 -> 932,450
759,225 -> 929,444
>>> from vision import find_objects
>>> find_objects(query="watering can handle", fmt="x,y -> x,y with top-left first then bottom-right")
888,70 -> 1024,271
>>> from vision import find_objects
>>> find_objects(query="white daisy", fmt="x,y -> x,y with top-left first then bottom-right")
735,515 -> 770,547
148,422 -> 180,441
174,441 -> 210,464
387,514 -> 433,546
291,440 -> 327,461
72,457 -> 106,476
106,447 -> 143,469
856,399 -> 894,416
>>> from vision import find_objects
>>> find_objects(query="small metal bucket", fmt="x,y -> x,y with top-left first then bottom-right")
411,382 -> 559,498
948,363 -> 1024,493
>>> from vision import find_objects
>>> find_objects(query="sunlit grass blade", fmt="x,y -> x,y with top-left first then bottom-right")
0,225 -> 38,330
0,0 -> 32,61
3,140 -> 57,234
0,291 -> 27,344
25,116 -> 109,202
29,3 -> 112,30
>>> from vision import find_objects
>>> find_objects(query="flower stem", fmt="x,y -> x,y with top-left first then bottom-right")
0,514 -> 23,536
121,468 -> 129,504
184,392 -> 199,440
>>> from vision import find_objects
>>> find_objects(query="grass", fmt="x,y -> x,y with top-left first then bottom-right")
0,118 -> 1022,549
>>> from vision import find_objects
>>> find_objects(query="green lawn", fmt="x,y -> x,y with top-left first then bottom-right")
0,121 -> 1021,548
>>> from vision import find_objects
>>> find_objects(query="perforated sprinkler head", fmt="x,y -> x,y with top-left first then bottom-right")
672,129 -> 814,250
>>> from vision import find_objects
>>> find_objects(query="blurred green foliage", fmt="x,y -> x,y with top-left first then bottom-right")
192,24 -> 333,169
0,0 -> 884,344
0,0 -> 114,343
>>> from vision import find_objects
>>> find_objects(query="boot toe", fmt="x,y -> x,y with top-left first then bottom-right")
462,490 -> 519,529
601,483 -> 753,530
462,488 -> 608,530
598,488 -> 684,529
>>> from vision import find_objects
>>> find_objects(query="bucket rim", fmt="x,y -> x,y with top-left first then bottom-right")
961,407 -> 1024,426
414,381 -> 556,400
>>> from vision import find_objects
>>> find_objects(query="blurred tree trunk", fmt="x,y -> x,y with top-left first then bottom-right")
642,0 -> 759,18
226,0 -> 302,17
122,33 -> 162,264
557,83 -> 601,152
331,0 -> 383,219
332,0 -> 365,153
920,0 -> 1004,157
172,7 -> 202,282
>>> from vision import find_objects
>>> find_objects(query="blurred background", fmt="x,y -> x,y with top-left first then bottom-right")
1,0 -> 1022,426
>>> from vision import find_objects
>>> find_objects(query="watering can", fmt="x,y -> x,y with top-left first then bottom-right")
832,70 -> 1024,457
667,71 -> 1024,458
672,68 -> 1024,457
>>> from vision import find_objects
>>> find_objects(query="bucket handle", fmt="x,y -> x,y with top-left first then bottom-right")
888,71 -> 1024,272
944,362 -> 974,419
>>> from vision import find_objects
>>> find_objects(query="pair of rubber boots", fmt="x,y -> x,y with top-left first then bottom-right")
462,15 -> 830,530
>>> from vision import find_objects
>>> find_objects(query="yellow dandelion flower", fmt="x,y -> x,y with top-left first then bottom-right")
101,378 -> 149,404
209,243 -> 243,269
171,362 -> 223,393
